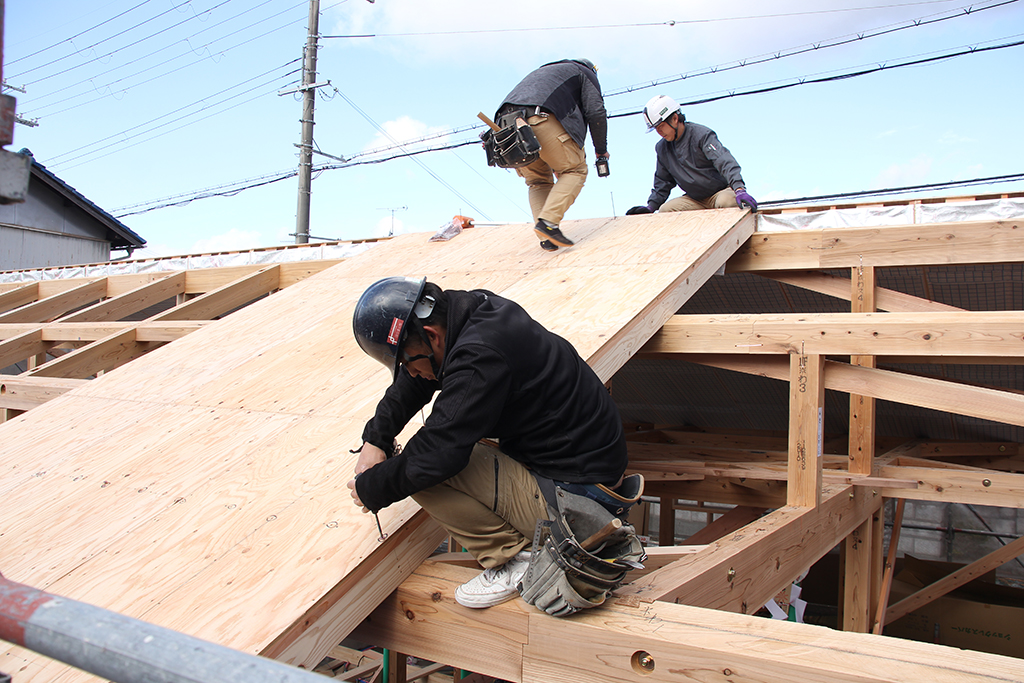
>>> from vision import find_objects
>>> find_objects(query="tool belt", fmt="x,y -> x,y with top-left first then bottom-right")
518,482 -> 646,617
481,107 -> 541,169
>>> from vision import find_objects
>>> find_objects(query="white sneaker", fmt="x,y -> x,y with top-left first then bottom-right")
455,551 -> 532,609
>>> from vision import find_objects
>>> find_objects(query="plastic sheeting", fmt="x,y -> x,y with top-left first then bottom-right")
756,197 -> 1024,232
0,241 -> 374,284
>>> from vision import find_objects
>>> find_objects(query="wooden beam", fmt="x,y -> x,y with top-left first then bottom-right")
878,465 -> 1024,508
759,270 -> 963,313
0,376 -> 86,410
355,553 -> 1023,683
151,265 -> 281,321
523,596 -> 1023,683
683,505 -> 765,545
587,212 -> 755,382
1,321 -> 208,342
843,517 -> 873,633
788,353 -> 824,508
0,279 -> 107,324
885,532 -> 1024,625
0,282 -> 40,314
686,354 -> 1024,430
263,510 -> 446,669
642,479 -> 787,509
352,560 -> 530,683
24,329 -> 148,379
0,329 -> 49,370
728,219 -> 1024,271
639,311 -> 1024,357
616,484 -> 881,610
59,272 -> 187,323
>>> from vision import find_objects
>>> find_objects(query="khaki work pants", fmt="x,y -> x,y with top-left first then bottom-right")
411,442 -> 549,569
659,187 -> 737,212
516,114 -> 588,227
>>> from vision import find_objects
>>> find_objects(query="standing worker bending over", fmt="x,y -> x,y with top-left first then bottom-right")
627,95 -> 757,215
349,277 -> 643,615
495,59 -> 610,251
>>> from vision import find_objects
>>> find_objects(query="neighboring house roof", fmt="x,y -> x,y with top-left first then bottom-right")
20,149 -> 146,251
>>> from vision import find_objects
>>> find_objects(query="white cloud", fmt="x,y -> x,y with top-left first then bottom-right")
362,116 -> 450,154
190,228 -> 267,254
873,155 -> 932,188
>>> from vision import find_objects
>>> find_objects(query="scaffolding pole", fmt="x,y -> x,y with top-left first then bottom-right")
0,572 -> 325,683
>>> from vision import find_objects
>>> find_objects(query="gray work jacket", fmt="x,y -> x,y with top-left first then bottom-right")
648,121 -> 745,207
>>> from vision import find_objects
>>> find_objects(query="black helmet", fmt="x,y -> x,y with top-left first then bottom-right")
353,276 -> 426,379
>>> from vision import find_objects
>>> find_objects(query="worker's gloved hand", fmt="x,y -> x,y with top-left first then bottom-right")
626,205 -> 653,215
735,188 -> 758,212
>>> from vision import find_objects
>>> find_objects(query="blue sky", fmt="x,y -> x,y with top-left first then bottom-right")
5,0 -> 1023,258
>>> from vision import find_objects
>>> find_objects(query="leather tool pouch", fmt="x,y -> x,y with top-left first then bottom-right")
481,108 -> 541,168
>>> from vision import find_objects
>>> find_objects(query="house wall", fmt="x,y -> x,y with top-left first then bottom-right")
0,174 -> 112,270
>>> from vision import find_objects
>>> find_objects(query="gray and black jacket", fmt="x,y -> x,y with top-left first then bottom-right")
648,121 -> 745,207
357,289 -> 626,513
497,59 -> 608,155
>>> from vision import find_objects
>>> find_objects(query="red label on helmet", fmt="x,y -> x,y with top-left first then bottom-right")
387,317 -> 404,346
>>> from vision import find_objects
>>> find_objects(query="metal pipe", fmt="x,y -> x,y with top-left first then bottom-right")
0,572 -> 325,683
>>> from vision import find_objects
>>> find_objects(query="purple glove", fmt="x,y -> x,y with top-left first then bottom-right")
735,188 -> 757,212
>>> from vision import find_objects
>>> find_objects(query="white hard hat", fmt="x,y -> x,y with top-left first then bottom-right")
643,95 -> 681,130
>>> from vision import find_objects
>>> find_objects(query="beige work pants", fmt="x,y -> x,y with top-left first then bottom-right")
659,187 -> 737,212
411,442 -> 548,569
516,115 -> 588,227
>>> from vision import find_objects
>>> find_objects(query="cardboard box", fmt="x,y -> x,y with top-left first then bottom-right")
883,555 -> 1024,659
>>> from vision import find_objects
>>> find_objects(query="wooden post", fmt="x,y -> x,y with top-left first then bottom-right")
659,496 -> 676,546
787,352 -> 824,507
843,518 -> 873,632
843,264 -> 877,630
873,498 -> 906,634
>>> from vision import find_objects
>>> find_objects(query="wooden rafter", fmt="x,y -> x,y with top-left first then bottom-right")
0,279 -> 107,324
0,282 -> 40,314
59,272 -> 186,323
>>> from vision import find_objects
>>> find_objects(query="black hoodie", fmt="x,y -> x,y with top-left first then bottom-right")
357,289 -> 626,512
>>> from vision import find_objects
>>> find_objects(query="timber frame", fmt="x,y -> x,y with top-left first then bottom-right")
2,199 -> 1024,683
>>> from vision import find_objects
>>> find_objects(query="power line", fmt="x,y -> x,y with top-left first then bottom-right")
608,34 -> 1024,118
760,173 -> 1024,207
6,0 -> 157,66
21,1 -> 307,118
329,87 -> 492,221
53,68 -> 301,171
321,0 -> 969,38
604,0 -> 1018,97
15,0 -> 236,87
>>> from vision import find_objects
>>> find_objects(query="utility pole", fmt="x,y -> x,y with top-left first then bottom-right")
294,0 -> 320,244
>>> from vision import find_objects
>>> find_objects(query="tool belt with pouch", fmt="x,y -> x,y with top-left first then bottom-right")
481,107 -> 541,169
518,474 -> 646,617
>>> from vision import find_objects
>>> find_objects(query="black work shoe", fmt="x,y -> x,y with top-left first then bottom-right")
533,220 -> 574,248
539,240 -> 558,251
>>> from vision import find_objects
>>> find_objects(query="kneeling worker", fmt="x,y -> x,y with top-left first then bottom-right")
349,277 -> 643,615
627,94 -> 757,215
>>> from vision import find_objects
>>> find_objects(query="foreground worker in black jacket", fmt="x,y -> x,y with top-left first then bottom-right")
349,277 -> 641,612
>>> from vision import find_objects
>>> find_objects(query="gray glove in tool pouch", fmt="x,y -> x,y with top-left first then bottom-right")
519,474 -> 647,617
481,108 -> 541,169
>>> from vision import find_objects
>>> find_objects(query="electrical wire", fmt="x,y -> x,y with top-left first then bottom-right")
329,87 -> 492,221
16,0 -> 236,87
759,173 -> 1024,208
604,0 -> 1018,97
607,34 -> 1024,118
6,0 -> 157,67
20,0 -> 305,114
54,69 -> 301,172
321,0 -> 971,38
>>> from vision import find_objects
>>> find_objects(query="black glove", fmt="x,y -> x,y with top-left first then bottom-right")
625,205 -> 653,216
